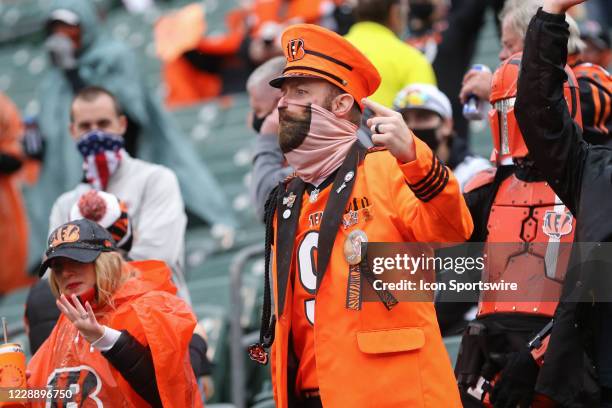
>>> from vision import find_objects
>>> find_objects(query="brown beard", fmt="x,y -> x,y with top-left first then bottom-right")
278,104 -> 312,153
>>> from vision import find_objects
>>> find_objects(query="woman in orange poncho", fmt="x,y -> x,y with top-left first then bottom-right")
0,92 -> 37,295
27,218 -> 203,407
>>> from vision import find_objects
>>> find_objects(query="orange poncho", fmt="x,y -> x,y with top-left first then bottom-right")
27,260 -> 204,407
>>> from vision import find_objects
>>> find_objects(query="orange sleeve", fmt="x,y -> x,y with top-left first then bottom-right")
391,135 -> 473,242
128,291 -> 203,407
26,338 -> 50,387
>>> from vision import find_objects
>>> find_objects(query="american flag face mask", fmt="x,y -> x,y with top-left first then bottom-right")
76,130 -> 124,190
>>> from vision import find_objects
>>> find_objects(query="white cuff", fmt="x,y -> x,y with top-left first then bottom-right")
91,326 -> 122,351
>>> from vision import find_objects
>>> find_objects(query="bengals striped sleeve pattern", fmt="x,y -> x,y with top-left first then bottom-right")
575,64 -> 612,136
406,154 -> 449,202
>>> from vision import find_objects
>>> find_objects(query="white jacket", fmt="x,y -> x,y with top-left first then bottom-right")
49,152 -> 190,302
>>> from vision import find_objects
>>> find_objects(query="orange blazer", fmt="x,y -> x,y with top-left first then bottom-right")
270,137 -> 472,407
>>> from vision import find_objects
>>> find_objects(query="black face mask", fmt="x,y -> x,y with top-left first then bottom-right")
414,127 -> 440,152
252,112 -> 268,133
408,2 -> 435,32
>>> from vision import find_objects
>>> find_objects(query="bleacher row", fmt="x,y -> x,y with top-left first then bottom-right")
0,0 -> 500,405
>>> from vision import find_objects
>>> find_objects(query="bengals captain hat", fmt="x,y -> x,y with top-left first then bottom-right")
39,218 -> 117,276
269,24 -> 381,110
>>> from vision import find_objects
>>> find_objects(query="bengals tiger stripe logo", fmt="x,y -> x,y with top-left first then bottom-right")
543,210 -> 573,239
45,365 -> 102,407
287,39 -> 305,62
346,264 -> 362,311
49,224 -> 80,248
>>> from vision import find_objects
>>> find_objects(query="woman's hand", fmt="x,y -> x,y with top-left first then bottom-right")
56,294 -> 104,344
543,0 -> 587,14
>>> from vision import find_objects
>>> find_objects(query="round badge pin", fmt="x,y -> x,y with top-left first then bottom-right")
343,229 -> 368,265
282,209 -> 291,219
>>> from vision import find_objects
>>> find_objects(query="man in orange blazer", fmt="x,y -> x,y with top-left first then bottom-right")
249,24 -> 473,407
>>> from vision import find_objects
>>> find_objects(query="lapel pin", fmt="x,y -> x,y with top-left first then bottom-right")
343,229 -> 368,265
283,192 -> 296,208
342,210 -> 359,229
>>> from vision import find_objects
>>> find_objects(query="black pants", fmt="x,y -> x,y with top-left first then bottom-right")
295,397 -> 323,408
455,315 -> 550,408
460,390 -> 486,408
602,387 -> 612,408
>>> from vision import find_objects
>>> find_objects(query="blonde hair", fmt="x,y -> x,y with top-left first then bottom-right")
499,0 -> 584,54
49,252 -> 133,309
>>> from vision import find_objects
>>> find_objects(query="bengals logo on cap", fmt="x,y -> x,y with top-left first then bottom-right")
543,210 -> 573,239
50,224 -> 80,248
287,38 -> 305,62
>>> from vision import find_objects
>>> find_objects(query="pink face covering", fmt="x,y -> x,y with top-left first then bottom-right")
280,102 -> 358,186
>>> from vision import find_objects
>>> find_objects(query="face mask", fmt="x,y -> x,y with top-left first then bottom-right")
279,103 -> 313,153
279,101 -> 358,186
414,127 -> 440,152
76,130 -> 124,190
45,33 -> 77,70
252,112 -> 268,133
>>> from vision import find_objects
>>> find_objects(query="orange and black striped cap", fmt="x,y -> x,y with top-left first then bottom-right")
269,24 -> 381,110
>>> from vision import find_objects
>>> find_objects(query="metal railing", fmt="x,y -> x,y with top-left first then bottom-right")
229,243 -> 265,408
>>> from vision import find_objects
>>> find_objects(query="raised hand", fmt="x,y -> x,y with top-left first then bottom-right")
543,0 -> 588,14
362,98 -> 416,163
56,294 -> 104,344
460,68 -> 492,104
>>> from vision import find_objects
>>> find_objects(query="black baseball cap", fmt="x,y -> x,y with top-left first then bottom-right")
39,218 -> 117,276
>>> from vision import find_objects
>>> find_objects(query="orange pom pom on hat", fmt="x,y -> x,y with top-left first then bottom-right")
269,24 -> 381,110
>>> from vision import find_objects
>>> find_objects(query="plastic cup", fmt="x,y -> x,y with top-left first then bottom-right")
0,343 -> 26,408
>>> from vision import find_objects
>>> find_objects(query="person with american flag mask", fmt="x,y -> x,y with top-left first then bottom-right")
47,85 -> 191,304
